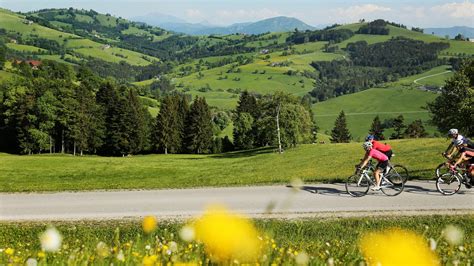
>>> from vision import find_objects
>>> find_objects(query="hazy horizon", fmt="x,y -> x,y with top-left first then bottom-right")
1,0 -> 473,28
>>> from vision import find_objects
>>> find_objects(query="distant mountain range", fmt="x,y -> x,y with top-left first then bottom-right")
132,15 -> 316,35
425,26 -> 474,39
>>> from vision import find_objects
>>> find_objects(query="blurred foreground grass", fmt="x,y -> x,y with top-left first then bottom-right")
0,214 -> 472,265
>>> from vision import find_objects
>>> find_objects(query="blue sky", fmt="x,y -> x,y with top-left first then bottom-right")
1,0 -> 473,27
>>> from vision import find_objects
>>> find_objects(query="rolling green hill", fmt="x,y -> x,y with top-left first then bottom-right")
2,8 -> 473,138
0,8 -> 159,66
312,88 -> 439,140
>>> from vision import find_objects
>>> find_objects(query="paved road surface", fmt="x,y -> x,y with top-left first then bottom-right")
1,181 -> 473,221
413,70 -> 452,85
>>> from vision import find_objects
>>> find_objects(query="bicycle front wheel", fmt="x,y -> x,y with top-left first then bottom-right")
346,174 -> 370,197
381,174 -> 405,196
436,173 -> 461,195
435,162 -> 450,178
389,164 -> 409,184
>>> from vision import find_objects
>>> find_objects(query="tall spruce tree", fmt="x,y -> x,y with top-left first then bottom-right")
154,95 -> 180,154
96,82 -> 128,156
330,110 -> 351,143
125,89 -> 151,154
369,115 -> 385,140
185,97 -> 213,154
404,120 -> 428,138
390,115 -> 406,139
176,94 -> 190,153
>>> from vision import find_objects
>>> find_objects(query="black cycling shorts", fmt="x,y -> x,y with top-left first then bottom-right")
383,150 -> 393,160
376,160 -> 389,170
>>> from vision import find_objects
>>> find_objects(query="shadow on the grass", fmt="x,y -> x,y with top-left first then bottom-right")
211,147 -> 274,159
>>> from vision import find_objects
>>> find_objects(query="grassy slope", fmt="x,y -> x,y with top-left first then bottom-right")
313,88 -> 438,140
0,9 -> 158,66
5,43 -> 48,53
0,138 -> 449,192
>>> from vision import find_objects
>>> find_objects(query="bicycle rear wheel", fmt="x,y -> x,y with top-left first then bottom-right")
436,173 -> 461,195
389,164 -> 409,184
381,173 -> 404,196
346,174 -> 370,197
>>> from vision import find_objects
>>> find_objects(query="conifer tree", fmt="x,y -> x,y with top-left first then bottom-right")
404,120 -> 428,138
154,95 -> 180,154
330,110 -> 351,143
96,82 -> 128,156
369,115 -> 385,140
185,97 -> 213,154
176,94 -> 190,153
390,115 -> 406,139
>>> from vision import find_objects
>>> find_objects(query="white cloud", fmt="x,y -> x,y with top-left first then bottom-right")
431,1 -> 474,18
185,9 -> 205,20
334,4 -> 391,20
215,8 -> 281,23
402,6 -> 426,19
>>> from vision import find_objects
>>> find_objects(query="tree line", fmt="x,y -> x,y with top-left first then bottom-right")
0,60 -> 318,155
309,37 -> 449,101
329,112 -> 429,143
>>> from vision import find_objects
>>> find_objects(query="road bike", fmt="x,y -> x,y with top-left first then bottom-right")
435,154 -> 456,178
346,160 -> 405,197
436,165 -> 472,195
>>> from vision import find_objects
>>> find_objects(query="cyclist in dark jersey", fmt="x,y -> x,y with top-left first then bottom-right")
451,139 -> 474,185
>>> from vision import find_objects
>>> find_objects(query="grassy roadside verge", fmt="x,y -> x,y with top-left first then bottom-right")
0,215 -> 472,264
0,138 -> 450,192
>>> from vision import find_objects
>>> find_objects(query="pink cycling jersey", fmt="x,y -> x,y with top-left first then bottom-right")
369,148 -> 388,162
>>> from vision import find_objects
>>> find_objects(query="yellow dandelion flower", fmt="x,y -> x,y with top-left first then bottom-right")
143,255 -> 158,266
360,228 -> 440,266
37,251 -> 45,258
96,241 -> 110,258
142,216 -> 158,234
193,205 -> 262,263
174,262 -> 199,266
5,248 -> 14,256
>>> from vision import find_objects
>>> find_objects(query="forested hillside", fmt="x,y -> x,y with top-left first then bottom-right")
0,8 -> 473,154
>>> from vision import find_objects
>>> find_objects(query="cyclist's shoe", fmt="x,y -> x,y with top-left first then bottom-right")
371,185 -> 381,191
465,183 -> 472,189
380,180 -> 391,187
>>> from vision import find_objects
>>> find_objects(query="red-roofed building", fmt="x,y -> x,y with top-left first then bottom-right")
13,60 -> 42,70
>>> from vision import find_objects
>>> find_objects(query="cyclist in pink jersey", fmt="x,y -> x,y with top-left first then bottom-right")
357,141 -> 389,190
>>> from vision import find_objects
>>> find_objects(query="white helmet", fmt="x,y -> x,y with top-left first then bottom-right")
448,129 -> 458,136
362,141 -> 373,150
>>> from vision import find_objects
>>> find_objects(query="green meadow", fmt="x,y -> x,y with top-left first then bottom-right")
0,138 -> 450,192
0,215 -> 472,265
312,88 -> 439,140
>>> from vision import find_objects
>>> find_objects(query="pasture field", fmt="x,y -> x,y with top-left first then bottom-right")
0,215 -> 471,264
0,70 -> 17,82
5,43 -> 48,53
0,9 -> 158,66
312,88 -> 439,140
392,65 -> 452,87
0,138 -> 450,192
